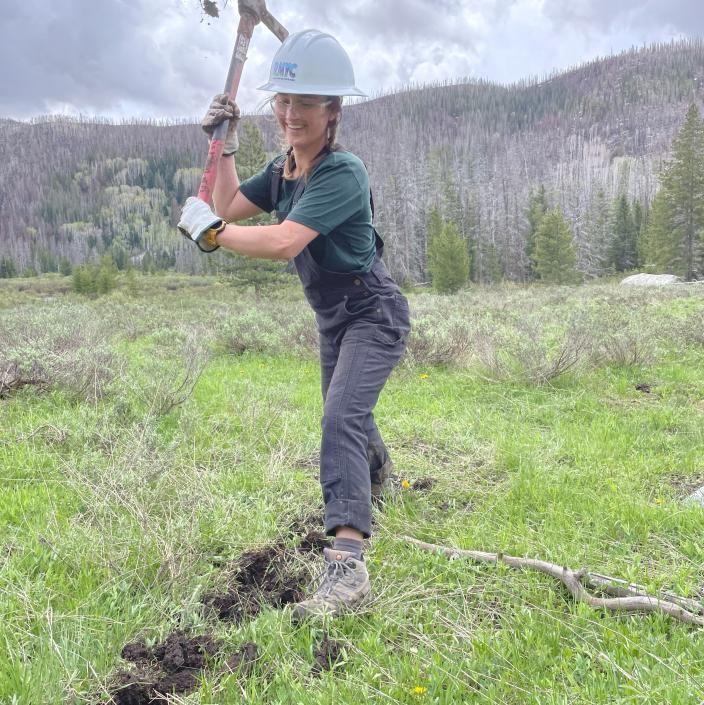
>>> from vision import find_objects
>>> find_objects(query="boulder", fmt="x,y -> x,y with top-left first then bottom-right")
686,485 -> 704,508
620,273 -> 681,286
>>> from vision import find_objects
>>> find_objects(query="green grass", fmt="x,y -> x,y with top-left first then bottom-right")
1,276 -> 704,704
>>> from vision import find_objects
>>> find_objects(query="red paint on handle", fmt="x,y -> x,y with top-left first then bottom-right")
198,139 -> 225,203
196,13 -> 256,204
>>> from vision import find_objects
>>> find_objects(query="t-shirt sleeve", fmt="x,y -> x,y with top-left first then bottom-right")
238,158 -> 277,212
286,158 -> 368,236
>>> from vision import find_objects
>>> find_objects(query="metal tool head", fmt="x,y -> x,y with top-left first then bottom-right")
238,0 -> 266,20
238,0 -> 288,40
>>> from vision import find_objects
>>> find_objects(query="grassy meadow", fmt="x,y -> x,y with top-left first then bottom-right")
1,273 -> 704,704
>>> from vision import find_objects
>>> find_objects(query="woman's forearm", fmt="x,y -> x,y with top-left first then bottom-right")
215,218 -> 317,261
216,222 -> 291,260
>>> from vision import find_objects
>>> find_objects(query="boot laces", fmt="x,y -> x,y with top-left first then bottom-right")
317,558 -> 355,597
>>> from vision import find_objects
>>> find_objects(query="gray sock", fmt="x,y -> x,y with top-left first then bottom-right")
333,537 -> 364,561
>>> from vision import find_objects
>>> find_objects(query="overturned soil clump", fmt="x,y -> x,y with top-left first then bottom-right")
200,0 -> 219,18
311,635 -> 344,677
411,477 -> 436,491
203,543 -> 307,622
226,641 -> 259,677
204,512 -> 329,622
297,529 -> 331,554
107,631 -> 219,705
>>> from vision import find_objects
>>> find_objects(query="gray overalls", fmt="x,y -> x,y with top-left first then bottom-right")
271,153 -> 411,538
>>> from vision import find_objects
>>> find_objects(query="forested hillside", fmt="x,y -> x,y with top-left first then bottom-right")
1,39 -> 703,282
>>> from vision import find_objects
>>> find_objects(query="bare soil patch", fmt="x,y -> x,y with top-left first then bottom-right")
225,641 -> 259,677
411,477 -> 437,491
203,543 -> 306,622
669,473 -> 704,498
203,511 -> 329,622
311,635 -> 344,677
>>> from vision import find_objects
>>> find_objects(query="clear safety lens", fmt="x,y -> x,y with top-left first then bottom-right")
272,96 -> 332,114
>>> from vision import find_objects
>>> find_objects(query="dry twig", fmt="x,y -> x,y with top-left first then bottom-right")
402,536 -> 704,627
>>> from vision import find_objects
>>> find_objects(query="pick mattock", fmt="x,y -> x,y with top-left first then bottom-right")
197,0 -> 288,204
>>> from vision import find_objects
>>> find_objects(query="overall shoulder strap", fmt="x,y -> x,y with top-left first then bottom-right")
269,155 -> 286,210
269,153 -> 308,210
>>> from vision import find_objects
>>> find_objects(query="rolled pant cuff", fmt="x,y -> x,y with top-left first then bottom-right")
325,499 -> 372,539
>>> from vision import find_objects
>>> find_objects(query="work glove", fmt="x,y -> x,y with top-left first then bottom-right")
178,197 -> 225,252
201,93 -> 240,155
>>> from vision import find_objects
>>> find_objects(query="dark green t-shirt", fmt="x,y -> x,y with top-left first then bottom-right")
238,150 -> 375,273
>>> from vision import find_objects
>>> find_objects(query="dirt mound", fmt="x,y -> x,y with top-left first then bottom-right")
105,511 -> 329,702
411,477 -> 436,491
204,512 -> 329,622
297,529 -> 331,554
635,382 -> 653,393
108,631 -> 219,704
226,641 -> 259,677
311,635 -> 344,677
203,543 -> 306,622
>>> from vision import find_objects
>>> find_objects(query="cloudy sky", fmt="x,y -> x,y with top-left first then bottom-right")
1,0 -> 700,121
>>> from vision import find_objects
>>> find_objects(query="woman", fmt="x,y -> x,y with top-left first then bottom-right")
178,29 -> 410,619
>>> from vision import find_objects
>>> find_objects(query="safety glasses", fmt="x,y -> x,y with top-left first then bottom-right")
271,96 -> 332,115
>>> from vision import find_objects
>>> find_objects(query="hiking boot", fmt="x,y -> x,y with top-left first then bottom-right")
292,548 -> 371,621
371,457 -> 394,504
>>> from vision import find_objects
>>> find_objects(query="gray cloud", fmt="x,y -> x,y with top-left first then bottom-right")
542,0 -> 704,34
0,0 -> 697,120
0,0 -> 234,118
283,0 -> 515,49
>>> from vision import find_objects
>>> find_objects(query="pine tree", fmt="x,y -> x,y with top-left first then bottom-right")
97,255 -> 117,294
632,199 -> 645,267
125,267 -> 139,297
483,242 -> 503,284
642,189 -> 676,272
525,185 -> 548,279
0,257 -> 17,278
533,208 -> 579,284
59,257 -> 73,276
72,265 -> 96,296
237,121 -> 268,182
661,103 -> 704,279
608,195 -> 637,272
583,189 -> 611,277
427,219 -> 470,294
427,206 -> 444,244
222,257 -> 295,302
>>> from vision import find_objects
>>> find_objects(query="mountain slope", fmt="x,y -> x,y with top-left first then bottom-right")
1,39 -> 703,281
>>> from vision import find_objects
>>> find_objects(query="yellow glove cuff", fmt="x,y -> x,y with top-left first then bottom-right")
201,220 -> 227,251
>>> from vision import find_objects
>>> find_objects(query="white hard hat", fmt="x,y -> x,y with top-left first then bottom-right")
258,29 -> 366,97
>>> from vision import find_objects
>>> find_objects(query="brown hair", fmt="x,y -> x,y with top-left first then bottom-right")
282,96 -> 343,181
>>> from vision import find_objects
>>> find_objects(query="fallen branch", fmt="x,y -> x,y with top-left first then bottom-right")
402,536 -> 704,628
0,361 -> 48,398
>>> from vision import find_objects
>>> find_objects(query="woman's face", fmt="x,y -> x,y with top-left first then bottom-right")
273,94 -> 334,151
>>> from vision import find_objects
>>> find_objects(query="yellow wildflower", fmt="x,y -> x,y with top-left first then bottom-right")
401,479 -> 411,490
412,686 -> 427,695
419,373 -> 429,380
655,497 -> 665,505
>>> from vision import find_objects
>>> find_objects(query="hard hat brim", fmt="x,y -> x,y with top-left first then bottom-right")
257,80 -> 367,98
